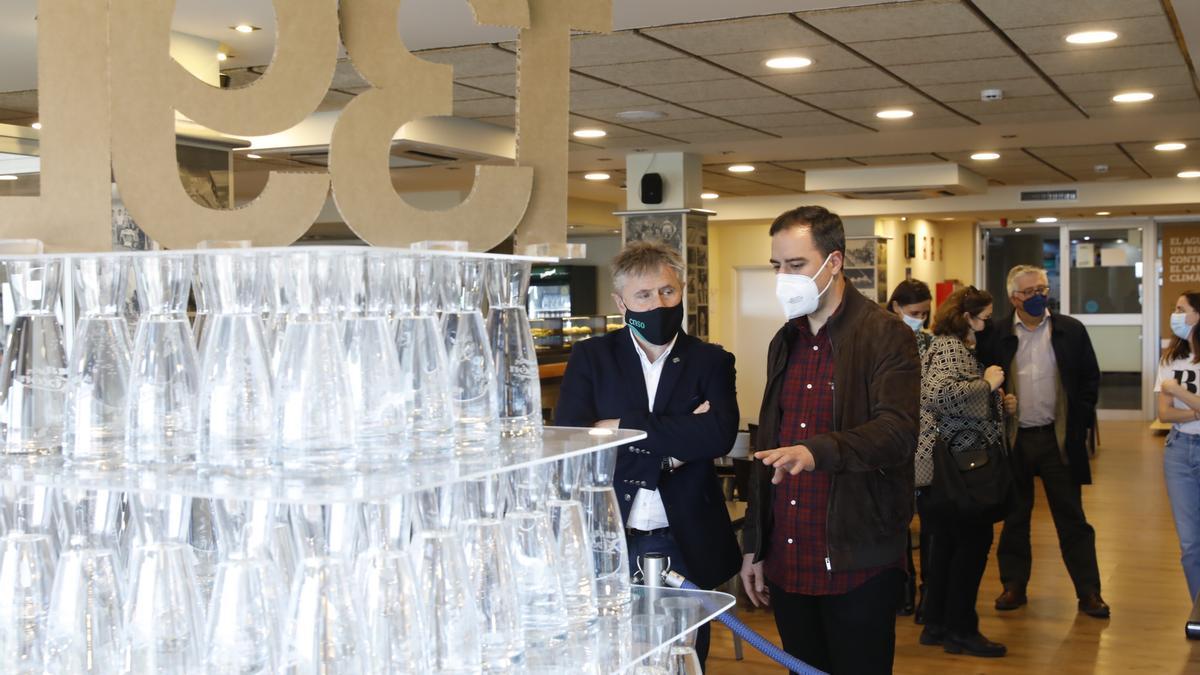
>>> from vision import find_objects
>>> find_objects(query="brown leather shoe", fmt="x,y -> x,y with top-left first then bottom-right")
994,588 -> 1027,611
1078,592 -> 1110,618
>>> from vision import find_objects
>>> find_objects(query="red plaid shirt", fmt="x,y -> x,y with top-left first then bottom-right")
764,315 -> 898,595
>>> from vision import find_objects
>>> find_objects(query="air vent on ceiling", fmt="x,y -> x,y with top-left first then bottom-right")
1020,189 -> 1078,202
804,163 -> 987,200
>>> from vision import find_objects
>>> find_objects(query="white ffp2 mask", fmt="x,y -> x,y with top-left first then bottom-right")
775,254 -> 834,320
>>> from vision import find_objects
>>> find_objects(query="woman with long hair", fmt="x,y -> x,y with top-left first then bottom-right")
1157,291 -> 1200,604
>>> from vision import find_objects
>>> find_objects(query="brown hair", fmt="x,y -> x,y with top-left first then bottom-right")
768,205 -> 846,258
888,279 -> 932,314
1163,291 -> 1200,365
610,240 -> 685,293
934,286 -> 993,342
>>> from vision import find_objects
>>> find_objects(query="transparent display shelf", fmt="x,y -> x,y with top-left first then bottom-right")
0,427 -> 646,504
617,586 -> 736,673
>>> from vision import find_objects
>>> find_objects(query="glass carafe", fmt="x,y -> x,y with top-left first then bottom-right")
273,250 -> 356,473
486,260 -> 541,440
65,257 -> 132,468
416,528 -> 482,674
0,528 -> 56,672
461,516 -> 525,672
580,446 -> 631,613
355,541 -> 430,673
506,507 -> 569,650
394,256 -> 454,461
44,488 -> 124,674
0,258 -> 68,455
127,254 -> 202,466
439,256 -> 499,457
198,251 -> 274,470
660,597 -> 704,675
343,251 -> 409,467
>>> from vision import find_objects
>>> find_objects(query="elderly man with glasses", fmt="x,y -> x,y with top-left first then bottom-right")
975,264 -> 1109,619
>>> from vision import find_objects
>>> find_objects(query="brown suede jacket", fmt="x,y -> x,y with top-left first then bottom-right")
742,283 -> 920,573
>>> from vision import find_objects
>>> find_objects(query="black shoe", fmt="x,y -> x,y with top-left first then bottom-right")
943,631 -> 1007,658
1078,592 -> 1110,618
914,584 -> 926,625
899,578 -> 916,616
994,588 -> 1027,611
919,624 -> 945,646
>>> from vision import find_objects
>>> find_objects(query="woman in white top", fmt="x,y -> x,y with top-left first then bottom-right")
1156,291 -> 1200,603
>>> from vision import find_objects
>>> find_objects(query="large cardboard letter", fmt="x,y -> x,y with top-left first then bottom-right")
0,0 -> 112,252
110,0 -> 335,248
331,0 -> 533,251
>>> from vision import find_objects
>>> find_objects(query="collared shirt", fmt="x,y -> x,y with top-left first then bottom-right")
626,330 -> 677,531
765,316 -> 895,595
1014,312 -> 1058,428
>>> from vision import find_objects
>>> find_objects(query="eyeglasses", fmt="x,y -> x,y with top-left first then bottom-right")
1014,285 -> 1049,298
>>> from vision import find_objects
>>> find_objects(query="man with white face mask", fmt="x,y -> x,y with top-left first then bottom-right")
740,205 -> 920,674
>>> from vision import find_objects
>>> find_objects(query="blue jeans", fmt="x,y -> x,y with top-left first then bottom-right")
1164,429 -> 1200,602
625,530 -> 711,669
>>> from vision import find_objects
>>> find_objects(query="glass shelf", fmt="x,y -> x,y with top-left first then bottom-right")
0,427 -> 646,504
618,585 -> 735,673
0,244 -> 558,264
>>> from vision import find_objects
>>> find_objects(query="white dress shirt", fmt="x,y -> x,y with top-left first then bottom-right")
1014,312 -> 1058,428
626,330 -> 677,531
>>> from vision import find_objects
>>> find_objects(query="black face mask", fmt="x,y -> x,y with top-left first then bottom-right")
625,303 -> 684,346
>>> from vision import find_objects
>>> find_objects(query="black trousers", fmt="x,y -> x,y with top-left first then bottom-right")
997,426 -> 1101,598
917,491 -> 994,634
768,568 -> 904,675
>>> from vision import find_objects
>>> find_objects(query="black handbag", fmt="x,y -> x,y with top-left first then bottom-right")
925,411 -> 1014,523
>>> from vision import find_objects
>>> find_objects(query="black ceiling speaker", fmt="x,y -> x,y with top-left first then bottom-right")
640,172 -> 664,204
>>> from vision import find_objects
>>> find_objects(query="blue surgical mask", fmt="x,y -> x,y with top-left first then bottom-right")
1171,312 -> 1194,341
901,313 -> 924,333
1022,293 -> 1048,317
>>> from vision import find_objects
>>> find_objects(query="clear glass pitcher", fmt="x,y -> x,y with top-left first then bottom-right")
126,254 -> 201,466
547,498 -> 599,630
579,446 -> 631,613
355,544 -> 430,673
197,250 -> 274,470
439,256 -> 499,457
65,257 -> 132,468
416,528 -> 482,674
462,517 -> 525,673
485,260 -> 542,440
394,256 -> 454,461
0,530 -> 57,672
0,258 -> 68,455
505,508 -> 569,650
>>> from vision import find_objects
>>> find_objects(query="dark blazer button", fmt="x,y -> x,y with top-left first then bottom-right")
624,494 -> 632,501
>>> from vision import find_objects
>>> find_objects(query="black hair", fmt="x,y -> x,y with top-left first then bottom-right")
768,205 -> 846,258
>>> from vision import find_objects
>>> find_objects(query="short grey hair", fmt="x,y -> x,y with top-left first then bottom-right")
1007,265 -> 1048,295
611,240 -> 685,293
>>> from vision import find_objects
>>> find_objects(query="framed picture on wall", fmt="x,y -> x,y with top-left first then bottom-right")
845,236 -> 889,304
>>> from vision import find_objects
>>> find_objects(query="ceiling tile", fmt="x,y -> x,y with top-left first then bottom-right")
570,32 -> 682,67
687,96 -> 811,116
570,87 -> 660,111
0,90 -> 37,114
641,15 -> 827,56
1072,84 -> 1197,107
576,58 -> 732,87
723,111 -> 831,129
670,130 -> 772,144
570,73 -> 618,92
457,74 -> 515,97
829,103 -> 968,127
624,117 -> 751,134
951,94 -> 1078,116
1052,66 -> 1194,94
851,154 -> 947,166
849,32 -> 1012,66
971,109 -> 1087,125
454,83 -> 500,101
775,158 -> 864,170
1033,43 -> 1185,76
1087,98 -> 1200,117
889,57 -> 1039,85
330,61 -> 368,90
755,68 -> 899,95
452,97 -> 516,118
1029,144 -> 1122,158
802,0 -> 986,42
770,121 -> 876,137
919,78 -> 1057,102
801,87 -> 928,110
570,102 -> 706,122
419,45 -> 516,79
476,115 -> 515,129
1005,15 -> 1176,54
971,0 -> 1163,29
634,78 -> 771,103
705,45 -> 870,77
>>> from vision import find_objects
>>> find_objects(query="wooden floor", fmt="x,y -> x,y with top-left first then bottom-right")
706,421 -> 1200,674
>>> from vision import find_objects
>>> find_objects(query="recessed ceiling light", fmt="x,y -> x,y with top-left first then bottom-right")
1095,211 -> 1111,216
583,172 -> 610,181
216,51 -> 228,62
246,153 -> 262,159
0,175 -> 18,181
1065,30 -> 1118,45
765,56 -> 813,70
1084,236 -> 1091,241
1112,91 -> 1153,103
1180,170 -> 1200,179
232,24 -> 259,33
970,152 -> 1000,161
572,128 -> 606,139
1014,227 -> 1023,232
727,164 -> 755,173
1116,239 -> 1125,244
701,192 -> 719,200
876,109 -> 914,119
1155,142 -> 1187,151
30,122 -> 41,130
1036,216 -> 1058,223
615,110 -> 668,122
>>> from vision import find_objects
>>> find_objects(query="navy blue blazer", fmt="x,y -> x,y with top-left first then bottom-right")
554,328 -> 742,590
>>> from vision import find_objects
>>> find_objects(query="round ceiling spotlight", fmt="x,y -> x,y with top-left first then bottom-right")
1095,211 -> 1111,216
572,128 -> 607,139
0,175 -> 18,181
1155,142 -> 1187,152
232,24 -> 260,33
614,110 -> 668,122
1065,30 -> 1118,44
583,172 -> 611,181
727,164 -> 755,173
701,192 -> 720,200
1179,170 -> 1200,179
1112,91 -> 1154,103
1036,217 -> 1058,223
970,152 -> 1000,161
876,109 -> 914,119
30,122 -> 41,130
765,56 -> 813,70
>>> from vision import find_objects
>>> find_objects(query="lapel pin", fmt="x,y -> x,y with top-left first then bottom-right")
672,357 -> 681,364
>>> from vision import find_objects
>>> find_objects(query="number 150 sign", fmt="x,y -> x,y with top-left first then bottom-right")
1,0 -> 609,252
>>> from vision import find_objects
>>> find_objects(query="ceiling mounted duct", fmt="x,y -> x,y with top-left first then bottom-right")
804,162 -> 987,200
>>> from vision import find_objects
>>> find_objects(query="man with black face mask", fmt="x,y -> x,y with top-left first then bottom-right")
976,265 -> 1108,619
555,240 -> 742,668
